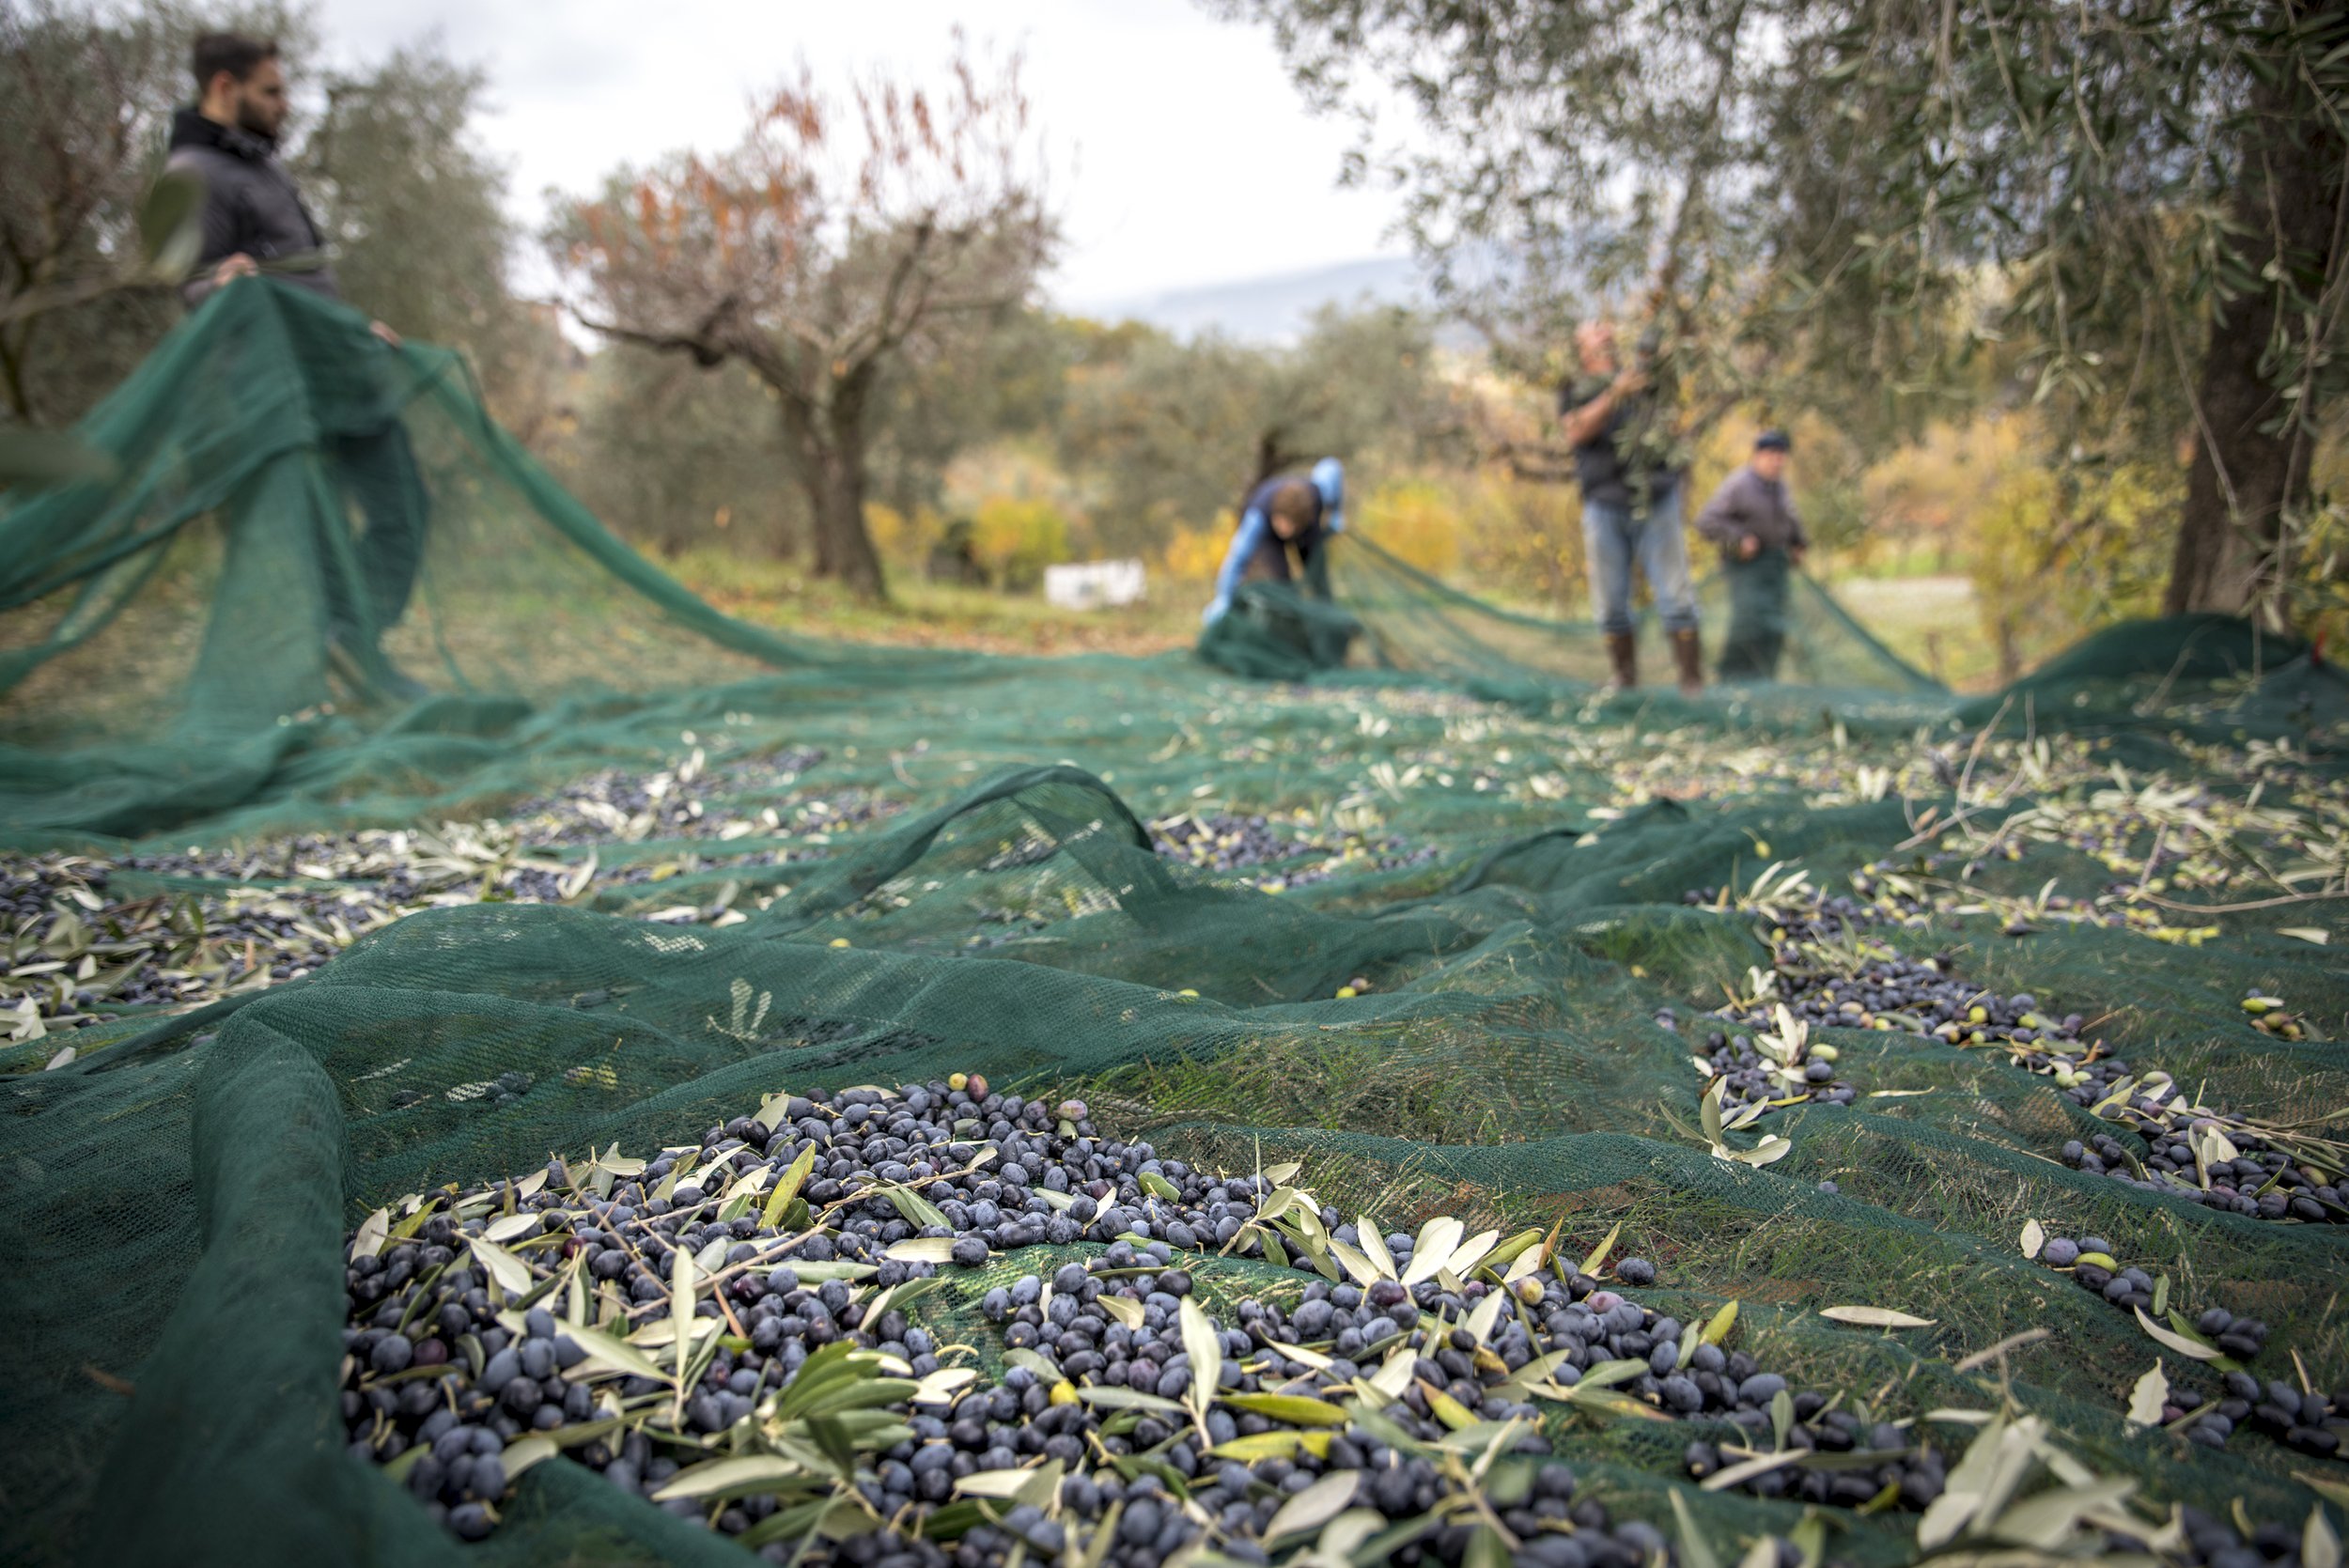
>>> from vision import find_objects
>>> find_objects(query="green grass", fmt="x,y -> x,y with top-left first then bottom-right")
1826,573 -> 1999,691
665,548 -> 1202,657
664,543 -> 2009,691
1827,539 -> 1970,581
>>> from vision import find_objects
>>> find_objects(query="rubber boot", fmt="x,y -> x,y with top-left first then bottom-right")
1605,632 -> 1638,691
1672,628 -> 1704,697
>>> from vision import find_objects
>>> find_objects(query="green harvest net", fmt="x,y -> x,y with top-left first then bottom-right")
3,284 -> 2347,1568
1200,535 -> 1946,722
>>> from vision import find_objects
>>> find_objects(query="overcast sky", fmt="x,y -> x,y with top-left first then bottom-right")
309,0 -> 1408,311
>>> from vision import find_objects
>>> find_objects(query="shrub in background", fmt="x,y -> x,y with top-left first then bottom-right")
969,496 -> 1074,590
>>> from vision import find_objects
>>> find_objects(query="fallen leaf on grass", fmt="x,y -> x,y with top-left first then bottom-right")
1819,1305 -> 1936,1328
2124,1361 -> 2168,1430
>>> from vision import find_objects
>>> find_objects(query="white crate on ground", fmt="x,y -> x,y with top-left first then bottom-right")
1043,559 -> 1147,610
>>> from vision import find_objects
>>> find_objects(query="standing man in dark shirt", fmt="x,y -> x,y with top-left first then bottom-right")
166,32 -> 429,702
1558,319 -> 1703,695
1694,429 -> 1808,681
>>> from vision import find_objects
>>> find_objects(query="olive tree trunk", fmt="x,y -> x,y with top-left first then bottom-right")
777,377 -> 888,602
2165,0 -> 2345,624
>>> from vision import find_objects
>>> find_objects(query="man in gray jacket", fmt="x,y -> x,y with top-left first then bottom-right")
167,33 -> 428,701
1693,429 -> 1808,681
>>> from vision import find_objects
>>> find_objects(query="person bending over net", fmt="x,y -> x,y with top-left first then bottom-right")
1200,458 -> 1346,628
168,32 -> 431,703
1559,320 -> 1703,696
1694,429 -> 1809,683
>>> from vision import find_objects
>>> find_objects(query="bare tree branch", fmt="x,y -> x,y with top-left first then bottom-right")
548,40 -> 1053,598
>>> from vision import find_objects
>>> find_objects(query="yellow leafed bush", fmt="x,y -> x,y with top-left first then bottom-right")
864,503 -> 907,561
1356,478 -> 1462,578
1158,513 -> 1235,586
969,496 -> 1073,591
865,503 -> 952,575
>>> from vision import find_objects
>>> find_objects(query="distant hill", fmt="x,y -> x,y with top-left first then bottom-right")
1081,256 -> 1431,343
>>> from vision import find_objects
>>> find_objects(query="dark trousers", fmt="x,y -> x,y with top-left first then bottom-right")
319,420 -> 429,646
1718,549 -> 1792,682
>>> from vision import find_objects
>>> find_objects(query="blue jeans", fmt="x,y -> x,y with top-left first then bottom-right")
1582,486 -> 1697,636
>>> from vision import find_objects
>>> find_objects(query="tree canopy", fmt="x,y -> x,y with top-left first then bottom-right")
1057,304 -> 1466,556
1216,0 -> 2348,627
0,2 -> 536,431
0,0 -> 227,423
550,40 -> 1055,599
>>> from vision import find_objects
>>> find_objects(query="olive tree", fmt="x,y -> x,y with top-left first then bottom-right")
293,44 -> 557,432
1,4 -> 538,435
1057,303 -> 1466,554
1217,0 -> 2348,625
0,0 -> 206,424
550,42 -> 1055,600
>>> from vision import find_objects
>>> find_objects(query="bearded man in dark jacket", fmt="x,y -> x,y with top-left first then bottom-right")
166,32 -> 430,701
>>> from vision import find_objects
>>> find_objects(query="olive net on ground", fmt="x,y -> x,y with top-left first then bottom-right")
2,287 -> 2347,1568
1199,535 -> 1948,726
0,282 -> 988,843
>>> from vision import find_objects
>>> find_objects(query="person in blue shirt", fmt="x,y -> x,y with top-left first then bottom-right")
1201,458 -> 1346,626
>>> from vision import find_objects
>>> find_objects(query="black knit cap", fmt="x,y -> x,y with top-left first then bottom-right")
1754,429 -> 1792,452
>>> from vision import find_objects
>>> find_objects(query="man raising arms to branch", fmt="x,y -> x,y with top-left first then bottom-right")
1560,319 -> 1702,695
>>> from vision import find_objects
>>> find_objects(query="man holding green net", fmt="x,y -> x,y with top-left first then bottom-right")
1200,458 -> 1347,628
1694,429 -> 1808,682
167,32 -> 430,703
1195,458 -> 1358,675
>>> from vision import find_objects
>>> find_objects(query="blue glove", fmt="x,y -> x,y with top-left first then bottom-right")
1202,595 -> 1230,627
